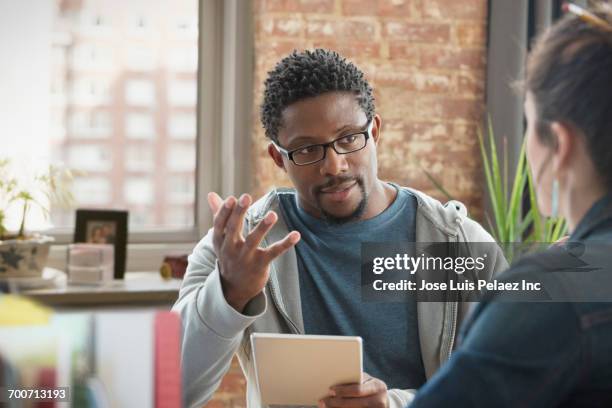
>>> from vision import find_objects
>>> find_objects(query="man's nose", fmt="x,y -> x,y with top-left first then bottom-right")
319,147 -> 348,176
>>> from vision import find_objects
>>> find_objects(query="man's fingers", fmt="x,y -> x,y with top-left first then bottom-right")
212,196 -> 237,249
224,194 -> 252,242
262,231 -> 301,262
319,394 -> 382,408
245,211 -> 278,248
207,192 -> 224,215
331,375 -> 385,398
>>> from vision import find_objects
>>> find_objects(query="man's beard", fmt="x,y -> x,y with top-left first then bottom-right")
315,176 -> 368,225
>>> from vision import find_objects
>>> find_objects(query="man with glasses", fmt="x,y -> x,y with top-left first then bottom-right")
173,49 -> 506,408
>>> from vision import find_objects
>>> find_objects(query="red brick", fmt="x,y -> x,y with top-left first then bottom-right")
250,0 -> 488,223
422,0 -> 487,21
453,123 -> 479,142
456,23 -> 487,47
374,66 -> 454,93
342,0 -> 413,17
456,70 -> 486,95
341,0 -> 373,15
383,22 -> 450,43
388,43 -> 420,62
204,400 -> 228,408
261,0 -> 335,13
398,121 -> 453,141
312,41 -> 382,59
260,16 -> 304,37
414,97 -> 483,121
378,0 -> 414,17
216,372 -> 245,392
254,40 -> 301,62
306,19 -> 378,40
230,399 -> 246,408
421,48 -> 484,70
375,88 -> 417,119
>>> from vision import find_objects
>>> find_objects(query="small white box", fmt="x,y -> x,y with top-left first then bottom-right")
67,244 -> 114,284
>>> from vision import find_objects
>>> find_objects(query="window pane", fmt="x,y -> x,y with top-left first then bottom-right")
0,0 -> 198,232
125,79 -> 156,106
124,177 -> 154,206
73,177 -> 112,205
167,145 -> 196,172
125,145 -> 154,172
168,79 -> 197,107
126,112 -> 155,140
168,113 -> 196,139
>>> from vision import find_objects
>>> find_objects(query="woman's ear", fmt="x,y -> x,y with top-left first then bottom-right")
550,121 -> 574,174
268,143 -> 286,171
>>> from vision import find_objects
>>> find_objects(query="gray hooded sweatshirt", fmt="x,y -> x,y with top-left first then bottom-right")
173,187 -> 508,408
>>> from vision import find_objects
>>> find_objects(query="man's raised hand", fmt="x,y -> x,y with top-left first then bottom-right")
207,192 -> 301,313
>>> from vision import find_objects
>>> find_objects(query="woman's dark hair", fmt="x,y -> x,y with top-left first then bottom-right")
260,49 -> 375,144
525,5 -> 612,189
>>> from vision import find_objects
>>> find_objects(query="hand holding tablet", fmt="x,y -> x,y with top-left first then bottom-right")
251,333 -> 363,406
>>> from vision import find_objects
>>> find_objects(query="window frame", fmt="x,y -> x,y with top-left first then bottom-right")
46,0 -> 254,271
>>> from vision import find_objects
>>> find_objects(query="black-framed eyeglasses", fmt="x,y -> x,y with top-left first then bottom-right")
272,120 -> 374,166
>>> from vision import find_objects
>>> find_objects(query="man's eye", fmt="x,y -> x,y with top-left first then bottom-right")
295,146 -> 318,155
338,135 -> 358,145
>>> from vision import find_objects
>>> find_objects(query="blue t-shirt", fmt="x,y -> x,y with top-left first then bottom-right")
277,185 -> 426,389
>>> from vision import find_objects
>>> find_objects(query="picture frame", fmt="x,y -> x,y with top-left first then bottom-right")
74,209 -> 128,279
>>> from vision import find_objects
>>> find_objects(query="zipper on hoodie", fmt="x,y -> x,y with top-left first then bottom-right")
260,228 -> 301,335
444,302 -> 458,360
443,221 -> 471,361
440,233 -> 460,363
267,268 -> 301,334
255,190 -> 303,336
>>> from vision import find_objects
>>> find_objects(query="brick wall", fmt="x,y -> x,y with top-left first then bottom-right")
206,0 -> 488,405
250,0 -> 488,218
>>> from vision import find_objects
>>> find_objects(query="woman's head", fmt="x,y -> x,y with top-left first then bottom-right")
524,5 -> 612,219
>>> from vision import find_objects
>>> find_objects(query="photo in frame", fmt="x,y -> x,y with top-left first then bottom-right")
74,209 -> 128,279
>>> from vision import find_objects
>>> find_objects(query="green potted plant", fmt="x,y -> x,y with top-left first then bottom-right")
423,119 -> 567,263
0,158 -> 75,278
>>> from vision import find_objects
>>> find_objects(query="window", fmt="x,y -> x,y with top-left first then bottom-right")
1,0 -> 253,266
71,44 -> 114,71
124,177 -> 154,206
73,177 -> 112,205
167,175 -> 195,204
168,80 -> 197,107
67,145 -> 112,172
168,113 -> 196,139
125,79 -> 156,106
80,12 -> 113,34
172,16 -> 198,39
125,46 -> 157,72
0,0 -> 199,234
126,112 -> 155,140
127,14 -> 154,38
167,205 -> 194,226
69,111 -> 113,138
126,145 -> 154,172
168,46 -> 198,72
167,145 -> 196,172
70,78 -> 112,105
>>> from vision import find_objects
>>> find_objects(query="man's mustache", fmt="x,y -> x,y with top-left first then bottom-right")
315,176 -> 362,194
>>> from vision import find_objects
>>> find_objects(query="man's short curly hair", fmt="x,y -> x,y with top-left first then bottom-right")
260,49 -> 375,143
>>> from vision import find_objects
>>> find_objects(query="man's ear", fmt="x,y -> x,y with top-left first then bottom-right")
268,143 -> 286,171
550,121 -> 574,175
371,114 -> 382,145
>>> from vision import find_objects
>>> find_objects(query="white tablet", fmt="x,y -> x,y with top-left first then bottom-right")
250,333 -> 363,406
